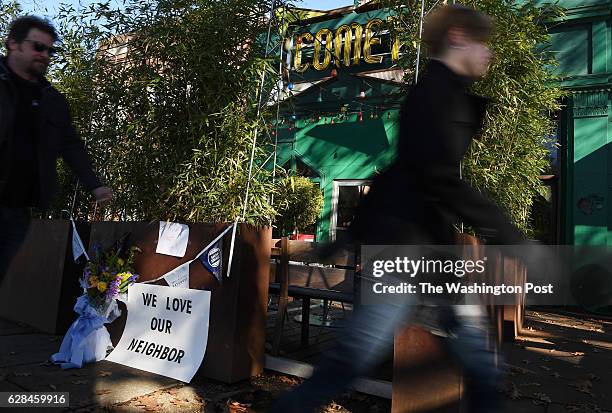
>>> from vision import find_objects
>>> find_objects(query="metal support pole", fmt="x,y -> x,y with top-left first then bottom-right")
415,0 -> 426,84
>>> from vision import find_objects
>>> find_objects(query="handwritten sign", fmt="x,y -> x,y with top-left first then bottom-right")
105,283 -> 210,382
156,221 -> 189,258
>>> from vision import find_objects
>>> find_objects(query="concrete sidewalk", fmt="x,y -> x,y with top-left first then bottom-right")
0,316 -> 388,412
499,309 -> 612,413
0,309 -> 611,412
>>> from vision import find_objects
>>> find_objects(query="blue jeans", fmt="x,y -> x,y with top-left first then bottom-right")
0,206 -> 31,286
268,302 -> 502,413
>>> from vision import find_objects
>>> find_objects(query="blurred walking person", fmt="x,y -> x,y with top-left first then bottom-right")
269,5 -> 527,413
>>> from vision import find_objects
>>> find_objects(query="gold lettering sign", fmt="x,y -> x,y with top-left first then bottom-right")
334,24 -> 352,67
363,18 -> 383,64
294,32 -> 313,73
293,18 -> 398,71
391,36 -> 400,63
387,16 -> 400,63
351,22 -> 363,66
313,28 -> 332,71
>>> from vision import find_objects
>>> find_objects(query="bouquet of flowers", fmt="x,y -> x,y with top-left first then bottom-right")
52,240 -> 140,369
81,243 -> 140,316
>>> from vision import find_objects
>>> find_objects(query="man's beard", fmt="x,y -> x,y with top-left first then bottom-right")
27,61 -> 48,78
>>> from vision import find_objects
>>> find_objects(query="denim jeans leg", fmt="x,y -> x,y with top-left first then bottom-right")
444,306 -> 502,413
0,206 -> 31,286
268,300 -> 413,413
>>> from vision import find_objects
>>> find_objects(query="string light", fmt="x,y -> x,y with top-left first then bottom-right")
275,67 -> 402,129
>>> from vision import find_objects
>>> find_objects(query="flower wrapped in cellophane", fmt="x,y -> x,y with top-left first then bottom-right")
80,243 -> 140,316
53,239 -> 141,369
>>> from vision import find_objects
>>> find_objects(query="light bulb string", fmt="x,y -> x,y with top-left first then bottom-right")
278,66 -> 404,118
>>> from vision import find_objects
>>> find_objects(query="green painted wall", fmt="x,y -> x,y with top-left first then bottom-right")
536,0 -> 612,244
571,94 -> 609,245
276,110 -> 400,240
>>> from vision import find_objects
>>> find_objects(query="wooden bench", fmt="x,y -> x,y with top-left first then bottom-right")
269,238 -> 357,353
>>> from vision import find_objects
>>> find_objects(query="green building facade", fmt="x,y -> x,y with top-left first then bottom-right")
276,4 -> 404,242
537,0 -> 612,245
277,1 -> 612,245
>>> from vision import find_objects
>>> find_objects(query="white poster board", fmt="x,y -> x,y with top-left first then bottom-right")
105,284 -> 210,382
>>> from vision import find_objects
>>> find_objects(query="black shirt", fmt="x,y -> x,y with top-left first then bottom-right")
0,69 -> 42,207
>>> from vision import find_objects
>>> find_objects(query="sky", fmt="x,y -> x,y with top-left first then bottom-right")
297,0 -> 353,10
20,0 -> 354,17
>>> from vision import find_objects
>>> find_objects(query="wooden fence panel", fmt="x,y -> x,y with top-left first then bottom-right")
0,220 -> 88,334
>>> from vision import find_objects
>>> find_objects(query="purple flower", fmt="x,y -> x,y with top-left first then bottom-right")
105,277 -> 123,300
106,285 -> 120,300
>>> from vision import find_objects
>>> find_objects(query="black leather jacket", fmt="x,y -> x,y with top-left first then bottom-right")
0,57 -> 101,209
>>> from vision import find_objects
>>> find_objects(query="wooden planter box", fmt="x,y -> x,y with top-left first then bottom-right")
89,221 -> 271,383
0,219 -> 89,334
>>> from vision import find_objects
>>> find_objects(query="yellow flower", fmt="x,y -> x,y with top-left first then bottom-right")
89,276 -> 99,288
97,282 -> 108,293
117,258 -> 125,267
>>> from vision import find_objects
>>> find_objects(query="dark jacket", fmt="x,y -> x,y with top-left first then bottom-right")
0,57 -> 101,209
353,60 -> 525,245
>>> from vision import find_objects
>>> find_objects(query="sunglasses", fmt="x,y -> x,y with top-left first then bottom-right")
22,39 -> 57,56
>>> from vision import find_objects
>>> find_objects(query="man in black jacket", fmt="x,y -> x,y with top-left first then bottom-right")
0,16 -> 112,284
269,5 -> 522,413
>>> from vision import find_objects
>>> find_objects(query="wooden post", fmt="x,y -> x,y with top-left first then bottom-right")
301,297 -> 311,346
392,325 -> 463,413
272,237 -> 289,355
503,258 -> 526,342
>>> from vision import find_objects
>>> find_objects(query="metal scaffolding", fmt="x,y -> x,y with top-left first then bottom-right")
241,0 -> 289,222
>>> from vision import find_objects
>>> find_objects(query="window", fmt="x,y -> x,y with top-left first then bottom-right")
331,180 -> 371,242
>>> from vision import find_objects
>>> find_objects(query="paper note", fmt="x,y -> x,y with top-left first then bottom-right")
156,221 -> 189,258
